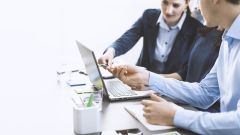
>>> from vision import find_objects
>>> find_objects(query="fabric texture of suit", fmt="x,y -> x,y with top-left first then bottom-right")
108,9 -> 202,74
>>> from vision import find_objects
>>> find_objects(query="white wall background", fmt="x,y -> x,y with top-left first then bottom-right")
61,0 -> 198,66
0,0 -> 66,134
62,0 -> 160,66
0,0 -> 159,134
0,0 -> 198,134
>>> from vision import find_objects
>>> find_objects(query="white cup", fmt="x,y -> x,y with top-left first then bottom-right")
73,105 -> 101,134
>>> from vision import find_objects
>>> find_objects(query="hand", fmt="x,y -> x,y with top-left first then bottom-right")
98,48 -> 115,67
141,94 -> 177,125
107,65 -> 149,90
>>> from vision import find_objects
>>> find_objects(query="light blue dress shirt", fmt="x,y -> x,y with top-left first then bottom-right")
154,12 -> 186,62
148,14 -> 240,135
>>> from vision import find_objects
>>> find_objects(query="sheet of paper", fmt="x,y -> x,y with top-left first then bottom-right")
125,104 -> 175,131
74,85 -> 94,94
153,131 -> 181,135
101,130 -> 118,135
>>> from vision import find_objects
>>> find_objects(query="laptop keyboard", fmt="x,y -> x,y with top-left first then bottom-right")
108,81 -> 137,97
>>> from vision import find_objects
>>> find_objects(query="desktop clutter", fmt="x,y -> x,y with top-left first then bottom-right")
57,65 -> 145,135
58,68 -> 181,135
57,65 -> 103,134
72,92 -> 102,134
56,41 -> 182,135
67,73 -> 103,134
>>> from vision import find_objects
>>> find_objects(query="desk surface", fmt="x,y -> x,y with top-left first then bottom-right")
63,68 -> 198,135
100,97 -> 197,135
0,75 -> 196,135
64,74 -> 198,135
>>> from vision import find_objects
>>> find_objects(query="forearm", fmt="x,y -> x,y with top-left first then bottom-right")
149,72 -> 219,108
161,73 -> 183,81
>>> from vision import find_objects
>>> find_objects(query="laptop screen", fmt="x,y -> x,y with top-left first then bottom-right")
76,41 -> 104,90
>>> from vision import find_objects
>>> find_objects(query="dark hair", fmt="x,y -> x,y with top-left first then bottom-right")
214,30 -> 224,49
186,6 -> 191,15
185,0 -> 191,15
198,27 -> 224,49
227,0 -> 240,4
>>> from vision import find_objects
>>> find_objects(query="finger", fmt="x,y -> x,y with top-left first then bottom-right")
109,67 -> 117,76
150,93 -> 166,102
107,59 -> 112,66
115,66 -> 125,78
118,67 -> 128,81
111,65 -> 123,77
106,65 -> 114,72
119,75 -> 127,83
136,83 -> 146,91
126,81 -> 146,91
146,119 -> 155,125
98,58 -> 105,64
128,84 -> 141,90
111,66 -> 124,78
124,65 -> 138,73
143,112 -> 150,119
143,113 -> 155,124
106,64 -> 112,71
143,106 -> 151,113
129,84 -> 137,90
141,100 -> 155,106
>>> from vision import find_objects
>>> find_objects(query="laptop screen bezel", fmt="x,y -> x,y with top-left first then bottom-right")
76,41 -> 110,98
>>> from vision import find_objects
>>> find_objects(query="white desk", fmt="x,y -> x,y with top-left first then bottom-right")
61,73 -> 198,135
99,97 -> 197,135
0,70 -> 196,135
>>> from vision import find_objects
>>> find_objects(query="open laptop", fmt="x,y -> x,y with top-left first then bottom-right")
76,41 -> 153,101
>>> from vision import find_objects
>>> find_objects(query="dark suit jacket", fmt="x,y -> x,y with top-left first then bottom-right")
108,9 -> 202,74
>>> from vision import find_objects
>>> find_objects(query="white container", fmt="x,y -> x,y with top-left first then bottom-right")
73,105 -> 101,134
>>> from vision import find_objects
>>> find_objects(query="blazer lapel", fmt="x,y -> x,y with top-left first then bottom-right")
148,24 -> 159,65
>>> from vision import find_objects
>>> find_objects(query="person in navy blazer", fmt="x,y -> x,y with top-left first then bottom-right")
98,0 -> 202,74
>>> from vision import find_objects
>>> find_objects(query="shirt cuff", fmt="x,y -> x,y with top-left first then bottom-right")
148,72 -> 165,94
173,108 -> 198,129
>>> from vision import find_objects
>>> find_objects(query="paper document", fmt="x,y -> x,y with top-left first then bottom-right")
101,131 -> 118,135
153,131 -> 181,135
125,104 -> 175,131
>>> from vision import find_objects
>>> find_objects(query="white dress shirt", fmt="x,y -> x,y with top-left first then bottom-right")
154,11 -> 186,62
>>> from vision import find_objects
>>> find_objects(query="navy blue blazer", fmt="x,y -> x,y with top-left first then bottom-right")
108,9 -> 202,74
178,27 -> 223,82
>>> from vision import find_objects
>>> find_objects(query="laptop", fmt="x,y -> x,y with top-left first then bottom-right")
76,41 -> 154,101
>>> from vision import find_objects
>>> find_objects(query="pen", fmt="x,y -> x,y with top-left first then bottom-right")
98,64 -> 108,68
86,94 -> 94,107
57,69 -> 80,75
69,83 -> 86,87
71,96 -> 85,107
72,69 -> 79,73
79,71 -> 88,76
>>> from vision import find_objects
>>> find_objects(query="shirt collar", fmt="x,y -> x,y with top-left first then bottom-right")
223,14 -> 240,42
157,11 -> 187,30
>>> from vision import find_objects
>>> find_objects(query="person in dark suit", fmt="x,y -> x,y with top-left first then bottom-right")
163,26 -> 223,83
98,0 -> 202,74
162,26 -> 224,112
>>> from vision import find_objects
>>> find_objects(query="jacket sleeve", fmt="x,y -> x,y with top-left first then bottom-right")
177,62 -> 188,81
105,10 -> 146,57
